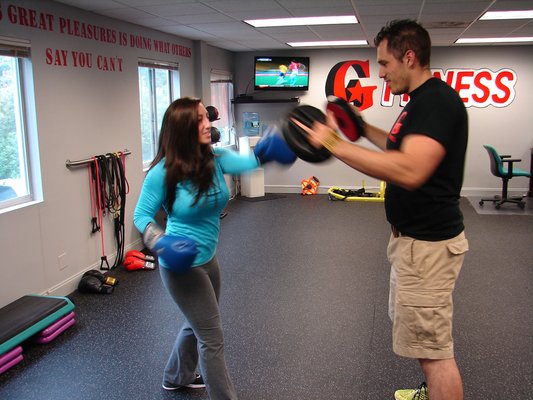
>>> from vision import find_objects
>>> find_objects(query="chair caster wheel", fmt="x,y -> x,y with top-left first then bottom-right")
495,204 -> 501,209
479,200 -> 484,206
519,202 -> 525,209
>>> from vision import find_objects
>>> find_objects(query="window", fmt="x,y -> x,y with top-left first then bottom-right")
210,70 -> 234,146
138,60 -> 180,169
0,38 -> 40,211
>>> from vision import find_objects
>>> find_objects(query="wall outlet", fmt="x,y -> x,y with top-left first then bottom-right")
58,252 -> 69,270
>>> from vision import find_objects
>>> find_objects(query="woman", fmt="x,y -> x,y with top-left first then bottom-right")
133,97 -> 259,399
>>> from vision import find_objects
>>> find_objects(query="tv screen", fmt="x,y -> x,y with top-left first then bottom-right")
254,56 -> 309,90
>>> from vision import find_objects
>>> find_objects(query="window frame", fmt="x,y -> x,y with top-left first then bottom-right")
210,70 -> 235,147
138,59 -> 180,170
0,37 -> 40,212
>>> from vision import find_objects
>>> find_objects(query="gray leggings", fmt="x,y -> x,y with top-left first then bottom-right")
159,256 -> 238,400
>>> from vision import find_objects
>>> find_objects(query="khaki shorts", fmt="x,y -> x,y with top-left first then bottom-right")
387,231 -> 468,359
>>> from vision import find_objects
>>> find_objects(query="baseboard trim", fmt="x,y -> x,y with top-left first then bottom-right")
263,185 -> 530,197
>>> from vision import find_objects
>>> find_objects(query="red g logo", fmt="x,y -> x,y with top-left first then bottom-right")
325,60 -> 377,111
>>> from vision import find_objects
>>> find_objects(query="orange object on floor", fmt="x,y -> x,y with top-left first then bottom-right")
301,176 -> 320,195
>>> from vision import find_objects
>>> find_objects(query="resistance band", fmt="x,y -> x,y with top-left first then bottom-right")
88,152 -> 129,270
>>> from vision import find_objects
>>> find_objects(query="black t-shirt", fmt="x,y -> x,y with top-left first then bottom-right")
385,78 -> 468,241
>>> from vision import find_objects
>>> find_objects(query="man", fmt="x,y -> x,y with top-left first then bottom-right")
288,60 -> 300,86
294,20 -> 469,400
276,64 -> 288,85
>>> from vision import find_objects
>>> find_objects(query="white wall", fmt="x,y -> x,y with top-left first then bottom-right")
233,47 -> 533,194
0,0 -> 233,308
1,0 -> 531,308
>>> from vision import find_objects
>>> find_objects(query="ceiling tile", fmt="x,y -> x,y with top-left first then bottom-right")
52,0 -> 533,51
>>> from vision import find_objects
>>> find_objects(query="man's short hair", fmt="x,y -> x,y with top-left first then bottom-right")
374,19 -> 431,67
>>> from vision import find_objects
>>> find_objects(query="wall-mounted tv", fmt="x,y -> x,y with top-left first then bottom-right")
254,56 -> 309,90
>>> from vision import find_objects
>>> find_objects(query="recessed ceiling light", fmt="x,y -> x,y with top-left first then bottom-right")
480,10 -> 533,20
244,15 -> 357,28
456,37 -> 533,44
287,40 -> 367,47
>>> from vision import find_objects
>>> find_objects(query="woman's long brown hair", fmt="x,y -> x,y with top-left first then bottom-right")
150,97 -> 215,212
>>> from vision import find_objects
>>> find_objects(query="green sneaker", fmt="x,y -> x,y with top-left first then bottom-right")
394,382 -> 429,400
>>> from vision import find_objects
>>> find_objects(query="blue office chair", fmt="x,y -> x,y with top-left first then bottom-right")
479,144 -> 531,209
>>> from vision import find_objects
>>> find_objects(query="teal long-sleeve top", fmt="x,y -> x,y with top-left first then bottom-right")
134,147 -> 259,267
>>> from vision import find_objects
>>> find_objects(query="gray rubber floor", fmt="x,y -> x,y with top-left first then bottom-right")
1,195 -> 532,400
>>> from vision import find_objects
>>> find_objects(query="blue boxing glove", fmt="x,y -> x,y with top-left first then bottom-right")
142,223 -> 198,274
254,134 -> 297,165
